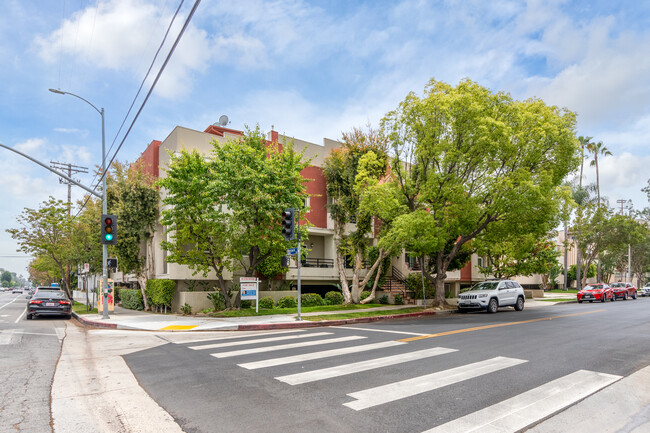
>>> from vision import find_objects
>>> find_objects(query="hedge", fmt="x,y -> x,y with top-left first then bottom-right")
301,293 -> 325,307
277,296 -> 297,308
120,288 -> 144,311
324,291 -> 344,305
145,279 -> 176,312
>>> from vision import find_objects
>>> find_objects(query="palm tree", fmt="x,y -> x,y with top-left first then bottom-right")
577,136 -> 593,188
587,141 -> 612,207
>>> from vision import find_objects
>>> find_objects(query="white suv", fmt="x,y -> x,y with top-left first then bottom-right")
457,280 -> 525,313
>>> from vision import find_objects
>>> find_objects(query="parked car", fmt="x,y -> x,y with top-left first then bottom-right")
610,282 -> 637,300
639,283 -> 650,297
26,290 -> 72,320
457,280 -> 525,313
577,283 -> 613,303
12,288 -> 22,294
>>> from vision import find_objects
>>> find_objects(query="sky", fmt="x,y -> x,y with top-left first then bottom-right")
1,0 -> 649,279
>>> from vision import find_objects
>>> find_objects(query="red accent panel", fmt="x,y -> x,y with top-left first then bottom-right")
203,124 -> 243,137
137,140 -> 161,178
301,166 -> 327,228
460,261 -> 472,281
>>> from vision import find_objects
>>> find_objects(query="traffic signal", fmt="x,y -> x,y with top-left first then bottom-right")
281,208 -> 295,241
101,214 -> 117,245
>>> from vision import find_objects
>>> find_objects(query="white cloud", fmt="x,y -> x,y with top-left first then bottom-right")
585,152 -> 650,209
34,0 -> 210,99
14,138 -> 46,153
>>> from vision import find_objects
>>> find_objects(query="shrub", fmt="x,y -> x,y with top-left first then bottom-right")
180,303 -> 192,315
277,296 -> 297,309
378,295 -> 389,304
394,293 -> 404,305
259,296 -> 275,309
120,288 -> 144,310
145,279 -> 176,312
360,291 -> 371,300
240,300 -> 252,309
324,291 -> 345,305
405,273 -> 434,299
301,293 -> 325,307
207,291 -> 225,311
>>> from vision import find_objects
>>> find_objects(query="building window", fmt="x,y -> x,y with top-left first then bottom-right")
477,256 -> 483,268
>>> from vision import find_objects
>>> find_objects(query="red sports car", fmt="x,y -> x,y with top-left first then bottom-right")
577,283 -> 614,303
610,282 -> 637,300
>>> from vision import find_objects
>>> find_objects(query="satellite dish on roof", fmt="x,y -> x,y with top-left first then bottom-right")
217,115 -> 229,127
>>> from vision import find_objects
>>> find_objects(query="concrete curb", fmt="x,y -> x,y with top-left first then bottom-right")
72,311 -> 117,329
238,310 -> 441,330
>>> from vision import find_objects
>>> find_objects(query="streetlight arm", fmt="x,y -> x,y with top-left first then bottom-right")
49,88 -> 102,115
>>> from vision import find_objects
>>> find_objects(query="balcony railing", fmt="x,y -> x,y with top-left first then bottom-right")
290,258 -> 335,268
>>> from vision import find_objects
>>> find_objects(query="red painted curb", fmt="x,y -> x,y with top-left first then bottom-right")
237,310 -> 439,331
72,312 -> 118,329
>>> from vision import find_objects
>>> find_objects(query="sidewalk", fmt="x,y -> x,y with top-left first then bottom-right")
72,296 -> 572,332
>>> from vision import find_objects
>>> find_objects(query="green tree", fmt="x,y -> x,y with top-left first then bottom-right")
381,78 -> 579,307
7,197 -> 74,297
111,161 -> 158,310
1,270 -> 12,287
587,141 -> 612,207
158,150 -> 233,307
323,126 -> 404,304
69,195 -> 103,282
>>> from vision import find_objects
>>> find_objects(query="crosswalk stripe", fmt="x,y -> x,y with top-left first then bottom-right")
421,369 -> 622,433
239,340 -> 406,370
178,329 -> 307,345
211,335 -> 367,358
341,326 -> 428,336
344,356 -> 527,411
276,346 -> 458,385
189,331 -> 332,351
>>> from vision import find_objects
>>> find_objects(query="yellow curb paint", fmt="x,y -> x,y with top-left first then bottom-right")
160,325 -> 199,331
397,310 -> 606,343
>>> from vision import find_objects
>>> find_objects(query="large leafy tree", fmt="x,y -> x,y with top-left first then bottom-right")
381,78 -> 579,307
209,126 -> 309,281
7,197 -> 74,297
110,161 -> 158,310
323,126 -> 403,304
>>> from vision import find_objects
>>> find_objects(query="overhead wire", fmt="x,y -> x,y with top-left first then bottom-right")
73,0 -> 199,218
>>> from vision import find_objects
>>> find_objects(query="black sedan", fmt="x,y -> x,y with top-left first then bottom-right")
26,290 -> 72,320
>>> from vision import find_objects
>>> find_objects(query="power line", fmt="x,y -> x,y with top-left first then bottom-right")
100,0 -> 202,185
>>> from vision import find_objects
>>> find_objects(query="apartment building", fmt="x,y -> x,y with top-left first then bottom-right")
118,121 -> 551,309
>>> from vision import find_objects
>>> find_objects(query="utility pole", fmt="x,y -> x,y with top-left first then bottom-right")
50,161 -> 89,216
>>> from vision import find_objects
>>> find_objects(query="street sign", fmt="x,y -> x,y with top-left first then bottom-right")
107,258 -> 118,268
287,247 -> 298,255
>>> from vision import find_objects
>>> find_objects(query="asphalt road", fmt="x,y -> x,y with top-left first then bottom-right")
123,298 -> 650,433
0,290 -> 66,433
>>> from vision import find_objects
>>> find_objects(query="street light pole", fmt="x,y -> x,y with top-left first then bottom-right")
49,88 -> 109,319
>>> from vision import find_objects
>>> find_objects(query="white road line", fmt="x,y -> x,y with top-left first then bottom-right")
211,335 -> 367,358
277,346 -> 458,385
14,306 -> 27,323
55,327 -> 66,341
0,296 -> 20,310
239,340 -> 406,370
422,369 -> 622,433
189,331 -> 333,351
344,356 -> 528,411
177,329 -> 307,345
341,326 -> 428,336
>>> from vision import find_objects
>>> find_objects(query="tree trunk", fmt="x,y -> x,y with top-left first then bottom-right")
360,260 -> 383,304
336,250 -> 352,304
214,265 -> 231,309
350,250 -> 363,303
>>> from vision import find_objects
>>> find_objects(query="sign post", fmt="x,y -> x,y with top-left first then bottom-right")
240,277 -> 259,313
98,278 -> 114,313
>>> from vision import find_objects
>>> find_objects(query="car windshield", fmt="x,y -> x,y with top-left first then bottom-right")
34,290 -> 67,299
610,283 -> 624,287
466,282 -> 499,291
583,285 -> 603,290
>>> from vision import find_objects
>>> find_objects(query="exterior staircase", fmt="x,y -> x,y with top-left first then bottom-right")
380,266 -> 416,304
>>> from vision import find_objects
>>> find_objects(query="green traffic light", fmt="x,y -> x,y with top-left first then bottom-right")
105,234 -> 113,241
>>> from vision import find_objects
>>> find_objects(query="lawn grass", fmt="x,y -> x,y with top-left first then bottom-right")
73,301 -> 98,314
547,289 -> 578,294
302,307 -> 426,321
208,303 -> 387,317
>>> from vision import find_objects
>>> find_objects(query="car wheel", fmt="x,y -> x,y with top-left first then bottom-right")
514,296 -> 524,311
601,294 -> 606,303
578,300 -> 583,303
26,314 -> 32,320
610,294 -> 615,302
589,300 -> 593,303
65,314 -> 72,320
623,292 -> 628,300
487,298 -> 498,314
457,308 -> 467,313
632,292 -> 637,300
